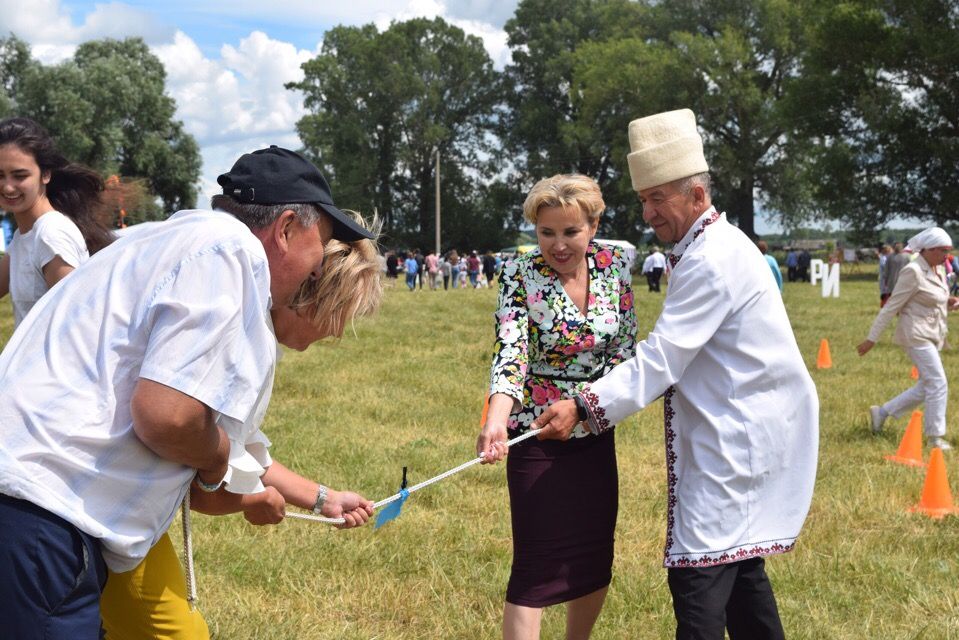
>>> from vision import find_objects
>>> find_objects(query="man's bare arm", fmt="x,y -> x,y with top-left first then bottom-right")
130,378 -> 230,484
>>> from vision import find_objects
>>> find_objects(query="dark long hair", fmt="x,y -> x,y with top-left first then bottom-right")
0,117 -> 113,254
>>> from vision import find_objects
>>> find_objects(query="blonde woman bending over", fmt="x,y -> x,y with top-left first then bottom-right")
101,213 -> 383,640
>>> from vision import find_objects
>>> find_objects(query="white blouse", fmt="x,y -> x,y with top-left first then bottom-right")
8,210 -> 88,325
867,255 -> 949,349
580,208 -> 819,567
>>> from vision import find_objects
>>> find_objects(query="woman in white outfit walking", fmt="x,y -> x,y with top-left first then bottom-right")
858,227 -> 959,449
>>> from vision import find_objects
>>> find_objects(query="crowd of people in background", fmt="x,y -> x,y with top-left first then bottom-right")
381,241 -> 818,299
398,237 -> 942,305
383,248 -> 507,291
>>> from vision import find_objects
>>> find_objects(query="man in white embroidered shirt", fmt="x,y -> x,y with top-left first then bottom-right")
0,146 -> 376,638
533,109 -> 819,639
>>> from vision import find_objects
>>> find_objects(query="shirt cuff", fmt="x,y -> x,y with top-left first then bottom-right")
578,385 -> 611,434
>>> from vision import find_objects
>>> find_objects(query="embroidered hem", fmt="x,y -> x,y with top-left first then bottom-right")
664,539 -> 797,568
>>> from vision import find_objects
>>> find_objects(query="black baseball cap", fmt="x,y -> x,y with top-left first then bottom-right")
217,146 -> 374,242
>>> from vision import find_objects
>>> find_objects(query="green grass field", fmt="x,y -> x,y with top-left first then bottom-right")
5,266 -> 959,638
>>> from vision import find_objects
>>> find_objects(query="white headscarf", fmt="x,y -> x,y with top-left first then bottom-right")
906,227 -> 952,252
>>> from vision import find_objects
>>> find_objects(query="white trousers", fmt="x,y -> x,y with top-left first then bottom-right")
882,342 -> 947,437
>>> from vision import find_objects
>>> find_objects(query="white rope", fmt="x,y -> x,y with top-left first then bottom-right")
286,428 -> 543,525
180,429 -> 542,599
181,490 -> 198,610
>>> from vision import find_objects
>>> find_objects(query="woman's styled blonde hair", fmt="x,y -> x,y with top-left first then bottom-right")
522,174 -> 606,225
289,211 -> 383,338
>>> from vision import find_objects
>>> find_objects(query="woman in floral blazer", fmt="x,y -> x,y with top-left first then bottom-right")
477,174 -> 636,639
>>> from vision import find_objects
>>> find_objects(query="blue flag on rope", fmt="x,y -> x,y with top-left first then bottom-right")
375,488 -> 409,529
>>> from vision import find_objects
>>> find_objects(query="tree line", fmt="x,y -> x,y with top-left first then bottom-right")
0,37 -> 199,223
293,0 -> 958,248
2,0 -> 956,248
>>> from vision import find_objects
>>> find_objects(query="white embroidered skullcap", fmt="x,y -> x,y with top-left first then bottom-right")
906,227 -> 952,252
627,108 -> 709,192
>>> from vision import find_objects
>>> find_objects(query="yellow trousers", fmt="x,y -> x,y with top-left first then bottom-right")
101,532 -> 211,640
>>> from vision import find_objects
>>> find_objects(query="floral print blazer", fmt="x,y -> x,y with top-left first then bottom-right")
489,242 -> 637,438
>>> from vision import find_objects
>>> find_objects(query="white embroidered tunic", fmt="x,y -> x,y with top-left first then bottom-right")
580,208 -> 819,567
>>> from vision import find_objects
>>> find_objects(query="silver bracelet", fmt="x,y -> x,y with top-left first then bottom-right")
312,484 -> 328,515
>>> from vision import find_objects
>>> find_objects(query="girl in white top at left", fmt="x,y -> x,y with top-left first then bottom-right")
0,116 -> 114,325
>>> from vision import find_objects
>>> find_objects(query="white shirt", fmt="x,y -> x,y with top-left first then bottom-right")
0,209 -> 277,572
580,208 -> 818,567
642,251 -> 666,273
8,210 -> 88,325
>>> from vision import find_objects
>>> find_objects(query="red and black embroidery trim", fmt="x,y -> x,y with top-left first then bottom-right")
579,384 -> 610,433
667,209 -> 722,269
665,541 -> 796,568
663,386 -> 680,561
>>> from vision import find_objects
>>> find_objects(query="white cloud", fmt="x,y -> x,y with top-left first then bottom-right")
152,32 -> 242,143
153,30 -> 313,146
0,0 -> 173,63
444,0 -> 518,26
7,0 -> 515,210
197,0 -> 518,29
371,0 -> 511,68
151,30 -> 318,206
450,17 -> 511,69
76,2 -> 174,42
0,0 -> 78,46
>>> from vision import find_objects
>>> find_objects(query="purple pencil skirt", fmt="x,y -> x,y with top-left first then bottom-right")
505,429 -> 618,607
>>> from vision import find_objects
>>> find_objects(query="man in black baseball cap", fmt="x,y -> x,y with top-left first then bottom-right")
0,144 -> 380,637
216,145 -> 374,242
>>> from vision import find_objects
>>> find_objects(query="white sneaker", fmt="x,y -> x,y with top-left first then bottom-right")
927,437 -> 952,451
870,406 -> 887,434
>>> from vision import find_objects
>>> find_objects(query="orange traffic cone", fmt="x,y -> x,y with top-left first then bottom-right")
816,339 -> 832,369
908,448 -> 959,518
911,366 -> 919,380
885,411 -> 926,467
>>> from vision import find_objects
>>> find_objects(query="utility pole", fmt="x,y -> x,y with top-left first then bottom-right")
434,147 -> 441,256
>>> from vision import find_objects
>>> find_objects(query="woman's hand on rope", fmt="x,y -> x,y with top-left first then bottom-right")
322,490 -> 373,529
241,486 -> 287,525
477,423 -> 508,464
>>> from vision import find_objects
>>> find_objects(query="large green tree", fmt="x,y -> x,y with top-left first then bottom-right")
290,18 -> 507,250
0,36 -> 200,215
501,0 -> 646,238
795,0 -> 959,238
562,0 -> 816,239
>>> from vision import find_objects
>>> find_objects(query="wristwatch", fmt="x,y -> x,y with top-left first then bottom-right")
313,484 -> 328,515
573,395 -> 589,423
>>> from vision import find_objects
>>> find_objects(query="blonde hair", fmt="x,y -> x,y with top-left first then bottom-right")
289,211 -> 383,338
522,174 -> 605,224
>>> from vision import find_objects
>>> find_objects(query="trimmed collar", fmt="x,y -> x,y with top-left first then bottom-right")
667,206 -> 721,269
